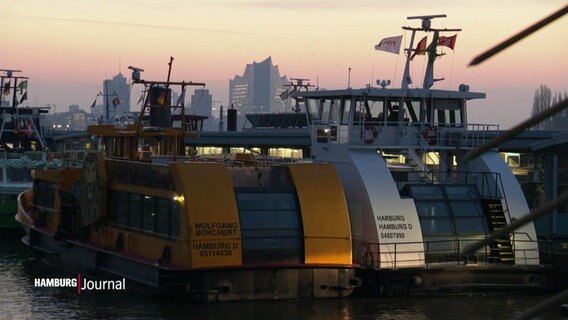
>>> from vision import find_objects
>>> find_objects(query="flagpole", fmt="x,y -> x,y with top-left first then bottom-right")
401,28 -> 417,89
105,80 -> 110,121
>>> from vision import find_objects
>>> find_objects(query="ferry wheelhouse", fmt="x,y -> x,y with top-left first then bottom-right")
16,63 -> 358,301
295,15 -> 545,293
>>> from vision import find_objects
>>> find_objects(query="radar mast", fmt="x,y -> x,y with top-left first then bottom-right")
400,15 -> 461,89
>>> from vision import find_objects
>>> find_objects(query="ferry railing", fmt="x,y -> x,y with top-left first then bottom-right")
326,119 -> 501,152
463,123 -> 500,147
395,170 -> 506,197
361,237 -> 542,270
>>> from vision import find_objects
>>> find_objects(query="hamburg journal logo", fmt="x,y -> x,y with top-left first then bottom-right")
34,273 -> 126,295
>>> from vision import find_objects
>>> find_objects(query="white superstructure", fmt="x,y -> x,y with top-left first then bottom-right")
295,15 -> 539,269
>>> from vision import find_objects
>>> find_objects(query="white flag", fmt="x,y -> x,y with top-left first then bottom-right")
374,35 -> 403,54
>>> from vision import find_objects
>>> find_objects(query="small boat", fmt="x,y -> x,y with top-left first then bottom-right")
16,61 -> 358,301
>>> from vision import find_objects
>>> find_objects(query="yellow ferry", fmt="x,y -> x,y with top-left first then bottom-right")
16,62 -> 358,301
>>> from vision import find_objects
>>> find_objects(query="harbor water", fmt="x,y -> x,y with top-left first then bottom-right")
0,234 -> 564,320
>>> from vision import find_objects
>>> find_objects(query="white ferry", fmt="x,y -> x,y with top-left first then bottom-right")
293,15 -> 548,293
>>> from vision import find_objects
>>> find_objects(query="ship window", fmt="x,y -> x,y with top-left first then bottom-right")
320,99 -> 331,123
410,184 -> 489,239
306,99 -> 320,123
115,191 -> 129,226
107,190 -> 180,239
129,194 -> 143,230
341,99 -> 352,124
416,201 -> 449,217
433,99 -> 463,126
236,191 -> 302,265
450,201 -> 483,217
170,202 -> 180,238
409,185 -> 444,200
454,218 -> 486,235
445,185 -> 478,200
367,100 -> 384,120
330,99 -> 341,123
420,219 -> 453,235
142,196 -> 155,232
155,198 -> 170,235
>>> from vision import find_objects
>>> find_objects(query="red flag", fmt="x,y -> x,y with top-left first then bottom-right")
437,34 -> 457,50
112,96 -> 121,107
411,36 -> 428,60
157,91 -> 167,106
25,120 -> 33,138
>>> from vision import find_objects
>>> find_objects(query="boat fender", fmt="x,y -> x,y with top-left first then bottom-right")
361,123 -> 379,144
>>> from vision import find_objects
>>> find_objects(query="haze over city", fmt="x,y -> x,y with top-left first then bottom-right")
1,0 -> 567,128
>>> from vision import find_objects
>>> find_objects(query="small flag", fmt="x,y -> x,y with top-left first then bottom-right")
374,35 -> 403,54
176,89 -> 185,106
3,82 -> 10,96
90,97 -> 97,108
437,34 -> 457,50
112,96 -> 121,107
20,91 -> 27,104
156,91 -> 167,106
411,36 -> 428,60
18,80 -> 28,91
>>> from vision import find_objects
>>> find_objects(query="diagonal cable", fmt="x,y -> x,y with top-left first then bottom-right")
469,4 -> 568,66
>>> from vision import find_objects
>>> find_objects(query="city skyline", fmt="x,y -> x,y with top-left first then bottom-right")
1,0 -> 567,128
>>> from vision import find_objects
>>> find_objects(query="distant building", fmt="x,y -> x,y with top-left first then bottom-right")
229,57 -> 290,114
101,73 -> 130,119
45,104 -> 89,131
188,89 -> 213,131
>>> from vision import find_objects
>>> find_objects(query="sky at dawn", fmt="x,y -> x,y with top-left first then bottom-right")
1,0 -> 567,128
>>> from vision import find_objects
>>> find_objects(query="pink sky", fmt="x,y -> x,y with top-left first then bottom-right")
1,0 -> 567,128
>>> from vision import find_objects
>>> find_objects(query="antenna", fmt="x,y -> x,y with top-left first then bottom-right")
407,14 -> 447,31
128,66 -> 145,82
400,14 -> 460,89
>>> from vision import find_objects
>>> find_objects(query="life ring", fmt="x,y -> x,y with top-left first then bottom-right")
422,125 -> 438,145
361,123 -> 378,144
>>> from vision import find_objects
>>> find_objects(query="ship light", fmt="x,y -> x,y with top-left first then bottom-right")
173,195 -> 185,204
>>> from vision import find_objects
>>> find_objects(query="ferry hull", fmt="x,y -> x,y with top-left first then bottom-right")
25,226 -> 357,302
358,266 -> 553,296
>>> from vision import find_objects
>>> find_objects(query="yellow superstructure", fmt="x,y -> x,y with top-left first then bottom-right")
288,164 -> 352,265
170,162 -> 242,268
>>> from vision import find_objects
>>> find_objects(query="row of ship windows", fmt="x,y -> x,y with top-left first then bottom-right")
33,180 -> 493,262
105,189 -> 304,264
106,191 -> 181,239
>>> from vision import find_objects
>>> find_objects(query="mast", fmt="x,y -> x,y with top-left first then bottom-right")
400,15 -> 461,89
